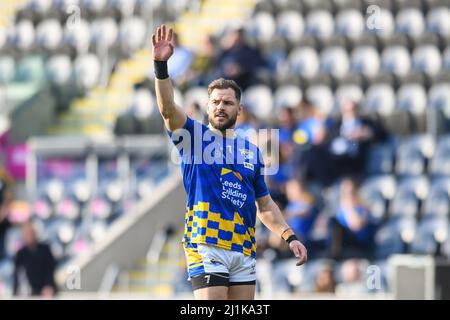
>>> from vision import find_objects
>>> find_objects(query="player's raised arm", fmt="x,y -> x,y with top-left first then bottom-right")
152,24 -> 187,132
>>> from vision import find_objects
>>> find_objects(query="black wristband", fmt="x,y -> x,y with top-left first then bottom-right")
154,60 -> 169,79
286,234 -> 298,244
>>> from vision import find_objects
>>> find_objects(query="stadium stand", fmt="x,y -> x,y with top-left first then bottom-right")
0,0 -> 450,299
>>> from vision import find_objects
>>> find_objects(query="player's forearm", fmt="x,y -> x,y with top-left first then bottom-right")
257,199 -> 291,238
155,78 -> 177,119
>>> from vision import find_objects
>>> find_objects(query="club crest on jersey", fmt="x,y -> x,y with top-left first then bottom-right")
239,148 -> 254,161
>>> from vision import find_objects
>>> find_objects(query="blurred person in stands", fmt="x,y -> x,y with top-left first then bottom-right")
0,168 -> 13,261
329,177 -> 376,260
185,102 -> 207,124
235,105 -> 260,144
335,259 -> 368,295
214,26 -> 265,90
314,262 -> 336,294
328,101 -> 386,179
13,221 -> 57,297
152,25 -> 307,300
186,34 -> 217,86
284,178 -> 320,249
265,108 -> 297,205
278,107 -> 297,146
167,32 -> 194,88
292,98 -> 335,187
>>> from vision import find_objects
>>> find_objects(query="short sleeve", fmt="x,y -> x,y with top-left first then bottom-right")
254,149 -> 270,199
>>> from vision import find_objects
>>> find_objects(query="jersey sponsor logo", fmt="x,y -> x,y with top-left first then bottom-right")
221,167 -> 243,181
220,167 -> 247,208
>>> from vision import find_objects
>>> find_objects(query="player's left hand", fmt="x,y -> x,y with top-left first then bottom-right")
289,240 -> 308,266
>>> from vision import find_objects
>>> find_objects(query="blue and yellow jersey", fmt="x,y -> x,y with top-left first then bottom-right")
168,117 -> 269,258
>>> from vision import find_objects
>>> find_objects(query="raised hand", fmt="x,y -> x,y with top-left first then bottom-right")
152,24 -> 174,61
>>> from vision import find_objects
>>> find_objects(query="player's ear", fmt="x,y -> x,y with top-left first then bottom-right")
238,103 -> 243,115
205,101 -> 210,115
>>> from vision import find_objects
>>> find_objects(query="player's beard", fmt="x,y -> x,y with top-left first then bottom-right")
208,110 -> 238,132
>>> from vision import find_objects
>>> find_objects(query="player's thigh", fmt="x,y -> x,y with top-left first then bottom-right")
228,284 -> 256,300
194,285 -> 229,300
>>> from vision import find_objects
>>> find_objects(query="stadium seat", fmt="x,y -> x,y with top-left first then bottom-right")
389,175 -> 429,219
275,10 -> 304,44
46,54 -> 72,85
11,19 -> 35,51
381,45 -> 411,77
363,83 -> 396,116
63,19 -> 91,55
30,0 -> 53,16
246,12 -> 276,44
36,18 -> 63,51
334,84 -> 364,110
374,216 -> 415,259
130,88 -> 156,119
119,17 -> 146,56
428,83 -> 450,118
258,37 -> 288,73
80,0 -> 107,15
422,177 -> 450,217
365,8 -> 395,38
32,198 -> 53,221
91,18 -> 119,51
0,56 -> 16,84
108,0 -> 137,18
73,53 -> 101,90
426,6 -> 450,36
360,175 -> 397,221
410,216 -> 448,255
366,142 -> 396,175
183,87 -> 209,108
273,84 -> 302,110
412,45 -> 442,76
395,135 -> 435,176
72,179 -> 92,204
395,8 -> 425,37
430,135 -> 450,176
242,85 -> 274,119
396,83 -> 427,132
304,10 -> 334,39
14,55 -> 45,83
319,46 -> 350,79
335,9 -> 365,39
286,46 -> 319,78
350,46 -> 380,78
305,84 -> 334,115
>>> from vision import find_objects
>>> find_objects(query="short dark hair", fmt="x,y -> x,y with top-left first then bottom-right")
208,78 -> 241,102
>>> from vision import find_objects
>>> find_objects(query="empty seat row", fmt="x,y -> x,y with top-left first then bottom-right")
247,7 -> 450,43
